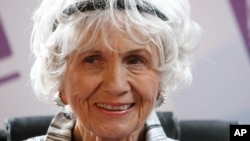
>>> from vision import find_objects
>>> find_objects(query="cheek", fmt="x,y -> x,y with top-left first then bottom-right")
62,73 -> 97,126
134,73 -> 159,102
131,72 -> 159,122
61,70 -> 99,110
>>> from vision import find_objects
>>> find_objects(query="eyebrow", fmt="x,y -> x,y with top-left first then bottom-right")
79,48 -> 153,57
78,50 -> 102,56
124,49 -> 153,57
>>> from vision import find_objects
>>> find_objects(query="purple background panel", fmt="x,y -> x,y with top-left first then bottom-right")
0,73 -> 20,85
0,18 -> 19,85
0,19 -> 12,59
230,0 -> 250,56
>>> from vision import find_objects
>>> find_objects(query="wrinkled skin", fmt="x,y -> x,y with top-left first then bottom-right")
60,26 -> 160,141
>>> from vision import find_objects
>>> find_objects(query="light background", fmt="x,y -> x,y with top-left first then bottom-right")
0,0 -> 249,128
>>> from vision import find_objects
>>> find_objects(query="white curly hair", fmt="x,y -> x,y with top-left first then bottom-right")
30,0 -> 201,105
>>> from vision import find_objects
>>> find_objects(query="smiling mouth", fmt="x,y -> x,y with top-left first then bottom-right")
96,103 -> 134,111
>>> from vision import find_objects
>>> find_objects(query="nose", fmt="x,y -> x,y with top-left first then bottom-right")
101,62 -> 130,96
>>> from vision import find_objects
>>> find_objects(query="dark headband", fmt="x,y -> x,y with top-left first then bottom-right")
52,0 -> 167,32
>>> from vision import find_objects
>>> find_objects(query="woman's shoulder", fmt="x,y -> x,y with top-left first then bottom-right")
168,138 -> 179,141
24,135 -> 178,141
24,135 -> 46,141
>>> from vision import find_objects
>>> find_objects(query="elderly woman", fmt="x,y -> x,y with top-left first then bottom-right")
29,0 -> 201,140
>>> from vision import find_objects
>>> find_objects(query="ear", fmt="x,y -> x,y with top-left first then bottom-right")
156,89 -> 164,100
53,92 -> 66,107
60,88 -> 68,105
155,91 -> 166,107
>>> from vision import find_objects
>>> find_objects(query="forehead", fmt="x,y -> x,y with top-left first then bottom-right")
76,22 -> 157,54
66,21 -> 161,67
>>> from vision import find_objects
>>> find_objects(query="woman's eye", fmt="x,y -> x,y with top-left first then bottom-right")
83,55 -> 102,64
126,55 -> 147,66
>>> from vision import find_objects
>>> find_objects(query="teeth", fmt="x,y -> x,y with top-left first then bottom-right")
96,103 -> 132,111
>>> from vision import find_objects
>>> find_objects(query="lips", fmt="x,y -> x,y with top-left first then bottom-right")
96,103 -> 134,111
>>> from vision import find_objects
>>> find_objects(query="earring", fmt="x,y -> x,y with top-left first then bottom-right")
155,92 -> 166,107
53,92 -> 66,107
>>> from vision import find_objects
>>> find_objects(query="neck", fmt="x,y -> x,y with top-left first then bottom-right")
73,121 -> 145,141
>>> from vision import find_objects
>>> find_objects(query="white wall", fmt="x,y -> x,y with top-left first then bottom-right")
159,0 -> 250,124
0,0 -> 58,128
176,0 -> 250,124
0,0 -> 249,129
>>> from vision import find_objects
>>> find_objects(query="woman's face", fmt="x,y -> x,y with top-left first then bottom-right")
61,27 -> 160,140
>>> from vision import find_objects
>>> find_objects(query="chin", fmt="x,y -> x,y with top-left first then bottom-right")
93,124 -> 139,140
